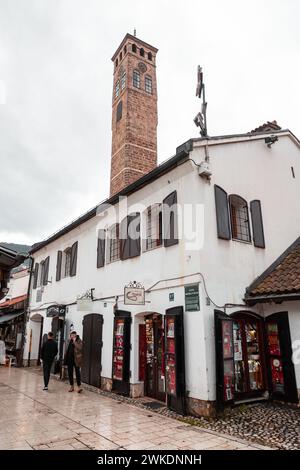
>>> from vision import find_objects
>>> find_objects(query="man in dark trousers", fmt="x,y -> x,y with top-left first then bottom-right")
64,331 -> 83,393
40,332 -> 58,391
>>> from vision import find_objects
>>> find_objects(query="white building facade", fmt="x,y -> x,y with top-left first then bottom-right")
25,129 -> 300,416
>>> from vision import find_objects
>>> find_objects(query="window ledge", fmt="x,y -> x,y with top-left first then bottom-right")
143,243 -> 163,254
232,238 -> 252,245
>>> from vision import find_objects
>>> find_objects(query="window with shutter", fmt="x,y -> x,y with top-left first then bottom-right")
163,191 -> 178,247
70,242 -> 78,277
250,200 -> 265,248
56,251 -> 62,281
43,256 -> 50,286
120,214 -> 141,259
128,213 -> 141,258
33,263 -> 39,289
229,195 -> 251,243
108,224 -> 120,262
214,185 -> 231,240
97,229 -> 106,268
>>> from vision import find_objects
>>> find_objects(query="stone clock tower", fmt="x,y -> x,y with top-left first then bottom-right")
110,33 -> 158,196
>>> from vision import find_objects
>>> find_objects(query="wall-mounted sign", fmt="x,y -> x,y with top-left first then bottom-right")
46,305 -> 66,318
77,298 -> 93,312
169,293 -> 175,302
124,281 -> 145,305
184,284 -> 200,311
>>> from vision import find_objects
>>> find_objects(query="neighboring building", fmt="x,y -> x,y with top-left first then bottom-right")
0,245 -> 27,300
0,266 -> 30,366
25,33 -> 300,416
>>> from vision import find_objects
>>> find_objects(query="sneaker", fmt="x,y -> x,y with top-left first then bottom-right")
68,386 -> 74,392
43,386 -> 48,391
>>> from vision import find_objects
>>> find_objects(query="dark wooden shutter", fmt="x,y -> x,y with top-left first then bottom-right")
70,241 -> 78,277
265,312 -> 298,403
250,200 -> 265,248
214,310 -> 235,408
128,213 -> 141,258
56,251 -> 62,281
43,256 -> 50,286
163,191 -> 178,247
165,306 -> 186,414
120,216 -> 130,260
214,185 -> 231,240
97,229 -> 106,268
33,263 -> 39,289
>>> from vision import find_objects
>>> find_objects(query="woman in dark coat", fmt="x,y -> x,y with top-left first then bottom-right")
64,331 -> 83,393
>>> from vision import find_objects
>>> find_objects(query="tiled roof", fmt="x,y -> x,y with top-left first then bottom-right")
246,236 -> 300,301
250,120 -> 282,133
0,294 -> 27,309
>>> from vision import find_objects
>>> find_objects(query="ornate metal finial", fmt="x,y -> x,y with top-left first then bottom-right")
134,28 -> 136,37
194,65 -> 208,137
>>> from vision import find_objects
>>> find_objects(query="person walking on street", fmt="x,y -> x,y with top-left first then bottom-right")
64,331 -> 83,393
40,332 -> 58,391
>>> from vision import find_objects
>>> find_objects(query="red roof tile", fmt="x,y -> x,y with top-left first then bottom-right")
246,237 -> 300,300
0,294 -> 27,309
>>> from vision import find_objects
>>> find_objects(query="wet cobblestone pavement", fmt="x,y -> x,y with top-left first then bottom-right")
0,368 -> 269,450
27,366 -> 300,450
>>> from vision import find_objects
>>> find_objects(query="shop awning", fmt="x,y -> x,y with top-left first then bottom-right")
0,294 -> 27,309
0,311 -> 24,324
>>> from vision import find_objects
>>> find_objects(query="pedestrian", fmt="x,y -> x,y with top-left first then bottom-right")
0,335 -> 6,365
40,332 -> 58,391
64,331 -> 83,393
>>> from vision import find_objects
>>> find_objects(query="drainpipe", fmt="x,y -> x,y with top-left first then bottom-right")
22,256 -> 34,367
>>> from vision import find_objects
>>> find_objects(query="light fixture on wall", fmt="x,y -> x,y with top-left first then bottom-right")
265,135 -> 278,148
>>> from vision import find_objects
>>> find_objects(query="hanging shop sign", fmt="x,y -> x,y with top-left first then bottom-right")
46,305 -> 66,318
184,284 -> 200,311
124,281 -> 145,306
77,289 -> 94,311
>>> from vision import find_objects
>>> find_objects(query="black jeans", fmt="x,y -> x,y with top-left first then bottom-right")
67,362 -> 81,386
43,361 -> 53,387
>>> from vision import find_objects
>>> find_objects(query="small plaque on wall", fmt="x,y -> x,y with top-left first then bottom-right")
184,284 -> 200,311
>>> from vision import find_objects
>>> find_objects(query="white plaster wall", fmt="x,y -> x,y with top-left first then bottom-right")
28,132 -> 300,402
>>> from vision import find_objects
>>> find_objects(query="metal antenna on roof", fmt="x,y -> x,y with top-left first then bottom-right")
133,28 -> 136,37
194,65 -> 208,137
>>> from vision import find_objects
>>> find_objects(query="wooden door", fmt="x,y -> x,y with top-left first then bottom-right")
81,314 -> 103,387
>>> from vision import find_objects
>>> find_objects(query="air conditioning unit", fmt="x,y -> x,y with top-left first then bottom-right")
198,161 -> 212,178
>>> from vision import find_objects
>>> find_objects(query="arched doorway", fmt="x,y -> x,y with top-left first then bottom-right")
28,313 -> 43,366
138,313 -> 165,401
81,313 -> 103,388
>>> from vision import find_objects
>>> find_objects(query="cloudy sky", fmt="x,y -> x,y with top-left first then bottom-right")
0,0 -> 299,246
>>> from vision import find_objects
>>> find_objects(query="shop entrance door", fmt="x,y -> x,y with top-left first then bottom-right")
233,314 -> 266,399
81,314 -> 103,388
145,314 -> 165,402
51,316 -> 65,376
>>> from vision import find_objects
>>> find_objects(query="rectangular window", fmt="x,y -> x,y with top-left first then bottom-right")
109,224 -> 120,262
145,204 -> 162,250
133,70 -> 140,88
145,76 -> 152,94
121,71 -> 126,90
115,80 -> 120,98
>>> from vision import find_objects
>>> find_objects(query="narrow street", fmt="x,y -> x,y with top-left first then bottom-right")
0,368 -> 267,451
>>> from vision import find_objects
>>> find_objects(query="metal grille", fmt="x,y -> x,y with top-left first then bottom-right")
145,76 -> 152,94
115,80 -> 120,98
109,224 -> 120,262
229,195 -> 251,242
146,205 -> 162,250
133,70 -> 140,88
121,71 -> 126,90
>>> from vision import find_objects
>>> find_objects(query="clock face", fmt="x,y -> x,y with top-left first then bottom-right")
138,62 -> 147,74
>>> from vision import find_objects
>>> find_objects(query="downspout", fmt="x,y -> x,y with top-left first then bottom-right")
22,256 -> 34,367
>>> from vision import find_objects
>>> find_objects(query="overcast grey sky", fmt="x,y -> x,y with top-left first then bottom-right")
0,0 -> 299,245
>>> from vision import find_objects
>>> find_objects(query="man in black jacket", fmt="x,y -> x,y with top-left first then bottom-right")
40,332 -> 58,391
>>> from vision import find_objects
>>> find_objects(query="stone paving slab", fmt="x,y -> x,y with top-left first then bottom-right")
0,367 -> 270,451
